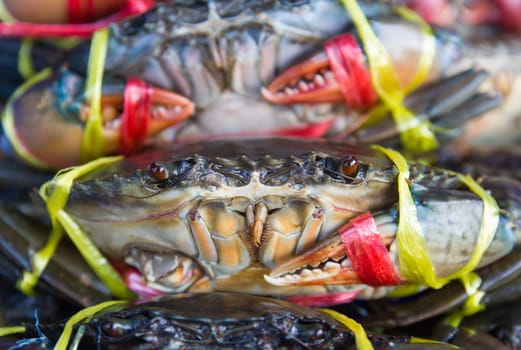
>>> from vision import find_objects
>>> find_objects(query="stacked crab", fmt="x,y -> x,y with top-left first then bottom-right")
0,1 -> 520,349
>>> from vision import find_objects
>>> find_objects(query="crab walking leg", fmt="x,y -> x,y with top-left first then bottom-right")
187,202 -> 219,265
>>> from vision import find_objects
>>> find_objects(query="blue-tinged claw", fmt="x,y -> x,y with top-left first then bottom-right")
2,68 -> 194,169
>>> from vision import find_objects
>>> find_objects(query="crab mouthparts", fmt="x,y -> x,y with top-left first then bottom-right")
264,234 -> 394,287
261,52 -> 344,105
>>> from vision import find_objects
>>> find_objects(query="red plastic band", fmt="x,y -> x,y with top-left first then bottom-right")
271,119 -> 334,138
86,0 -> 95,23
0,0 -> 154,37
120,77 -> 152,154
68,0 -> 95,23
284,289 -> 361,307
324,34 -> 377,110
68,0 -> 82,23
112,261 -> 165,297
339,212 -> 401,286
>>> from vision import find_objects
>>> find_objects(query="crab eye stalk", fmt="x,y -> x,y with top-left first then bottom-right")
149,161 -> 169,181
323,156 -> 363,183
341,156 -> 359,177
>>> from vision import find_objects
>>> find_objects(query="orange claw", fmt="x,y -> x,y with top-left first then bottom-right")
264,233 -> 394,287
261,52 -> 345,105
5,71 -> 194,169
89,83 -> 194,154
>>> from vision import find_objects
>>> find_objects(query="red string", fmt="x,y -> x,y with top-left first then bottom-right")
0,0 -> 154,37
339,212 -> 402,286
284,290 -> 361,307
324,34 -> 377,110
86,0 -> 95,23
120,77 -> 152,154
111,261 -> 165,297
67,0 -> 83,23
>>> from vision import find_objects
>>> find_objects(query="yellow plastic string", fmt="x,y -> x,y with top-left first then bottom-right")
17,218 -> 64,295
18,38 -> 36,80
394,6 -> 436,94
410,337 -> 456,346
372,145 -> 441,288
445,289 -> 486,328
385,284 -> 422,298
319,308 -> 374,350
341,0 -> 438,153
53,37 -> 82,50
80,27 -> 109,163
2,68 -> 53,169
0,326 -> 26,336
54,300 -> 127,350
444,174 -> 500,280
18,156 -> 134,300
372,145 -> 500,291
444,272 -> 486,327
0,0 -> 16,22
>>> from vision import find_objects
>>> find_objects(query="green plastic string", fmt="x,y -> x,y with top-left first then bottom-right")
319,308 -> 374,350
54,300 -> 127,350
0,1 -> 16,22
372,145 -> 440,287
2,68 -> 53,169
341,0 -> 438,152
18,156 -> 133,300
18,38 -> 35,79
0,326 -> 26,336
394,6 -> 436,94
80,27 -> 109,163
372,145 -> 500,291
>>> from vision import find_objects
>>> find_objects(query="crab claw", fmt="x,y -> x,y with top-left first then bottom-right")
2,69 -> 194,169
261,51 -> 345,105
263,17 -> 463,109
265,187 -> 519,290
265,231 -> 395,287
93,78 -> 195,153
262,34 -> 376,109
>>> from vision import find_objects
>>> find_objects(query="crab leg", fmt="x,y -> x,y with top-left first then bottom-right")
82,80 -> 194,153
3,71 -> 195,169
266,187 -> 517,289
265,225 -> 395,286
262,34 -> 376,109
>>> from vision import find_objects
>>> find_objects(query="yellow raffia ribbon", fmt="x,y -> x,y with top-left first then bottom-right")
341,0 -> 438,152
18,156 -> 134,300
445,290 -> 486,327
445,272 -> 486,327
372,145 -> 500,291
54,300 -> 127,350
372,145 -> 440,287
0,326 -> 26,336
444,175 -> 500,280
18,38 -> 36,80
0,0 -> 16,22
395,6 -> 436,94
320,308 -> 374,350
2,68 -> 53,169
410,337 -> 454,346
80,27 -> 109,163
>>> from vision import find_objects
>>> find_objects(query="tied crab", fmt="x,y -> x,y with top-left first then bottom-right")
1,293 -> 464,349
0,0 -> 501,169
2,138 -> 520,319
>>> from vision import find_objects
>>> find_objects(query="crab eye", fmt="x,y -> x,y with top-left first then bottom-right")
341,156 -> 359,177
149,161 -> 169,181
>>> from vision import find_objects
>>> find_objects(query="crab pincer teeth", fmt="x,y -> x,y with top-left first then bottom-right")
145,87 -> 195,135
265,235 -> 362,286
262,52 -> 344,104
